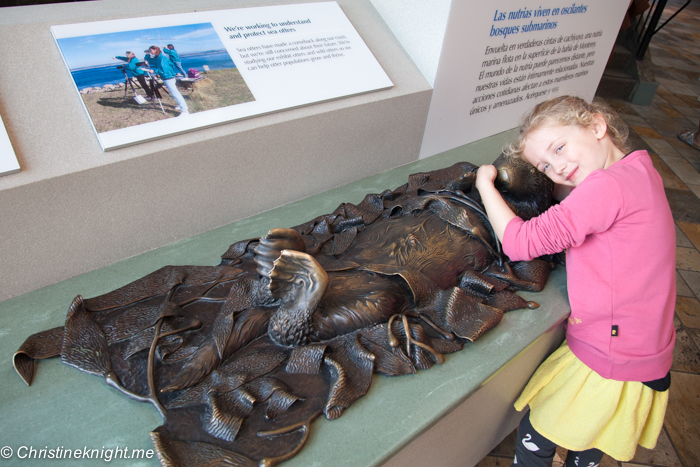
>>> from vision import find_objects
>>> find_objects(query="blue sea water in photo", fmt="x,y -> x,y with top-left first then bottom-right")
70,50 -> 236,90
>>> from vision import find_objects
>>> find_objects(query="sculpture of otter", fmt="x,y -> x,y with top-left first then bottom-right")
13,156 -> 555,466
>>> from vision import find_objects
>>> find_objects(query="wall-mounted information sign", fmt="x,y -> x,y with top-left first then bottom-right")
420,0 -> 629,158
51,2 -> 393,150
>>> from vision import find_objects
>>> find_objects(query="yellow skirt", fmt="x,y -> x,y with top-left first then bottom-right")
514,341 -> 668,461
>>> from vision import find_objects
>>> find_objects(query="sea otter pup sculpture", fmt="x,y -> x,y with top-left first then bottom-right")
13,155 -> 555,466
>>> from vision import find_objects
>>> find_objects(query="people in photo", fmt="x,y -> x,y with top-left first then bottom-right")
113,51 -> 154,100
163,44 -> 188,77
144,45 -> 189,116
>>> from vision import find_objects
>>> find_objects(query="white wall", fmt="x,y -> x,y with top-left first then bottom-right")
368,0 -> 452,86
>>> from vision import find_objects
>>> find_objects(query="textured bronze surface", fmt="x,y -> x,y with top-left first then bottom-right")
14,156 -> 555,466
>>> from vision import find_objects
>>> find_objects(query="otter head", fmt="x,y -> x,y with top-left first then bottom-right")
492,153 -> 555,220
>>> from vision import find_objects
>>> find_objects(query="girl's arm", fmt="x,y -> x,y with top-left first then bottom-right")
475,165 -> 517,242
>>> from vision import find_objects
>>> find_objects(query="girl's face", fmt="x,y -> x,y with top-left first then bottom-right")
522,115 -> 611,187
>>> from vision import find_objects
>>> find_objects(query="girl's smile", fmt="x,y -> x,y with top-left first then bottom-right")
522,114 -> 625,187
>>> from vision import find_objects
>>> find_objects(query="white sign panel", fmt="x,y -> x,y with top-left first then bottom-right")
51,2 -> 393,151
420,0 -> 629,158
0,113 -> 20,177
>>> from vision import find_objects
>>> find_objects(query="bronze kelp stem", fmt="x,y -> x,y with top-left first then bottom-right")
257,410 -> 323,467
106,284 -> 200,420
387,313 -> 446,364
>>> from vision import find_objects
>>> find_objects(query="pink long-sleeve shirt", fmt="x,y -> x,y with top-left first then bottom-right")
503,150 -> 676,381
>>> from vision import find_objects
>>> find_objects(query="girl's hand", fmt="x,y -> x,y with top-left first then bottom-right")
474,164 -> 515,241
476,164 -> 498,192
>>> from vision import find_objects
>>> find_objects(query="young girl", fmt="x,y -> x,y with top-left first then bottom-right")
476,96 -> 676,467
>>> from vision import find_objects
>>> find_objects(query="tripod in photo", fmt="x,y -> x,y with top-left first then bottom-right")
143,69 -> 167,115
116,65 -> 145,103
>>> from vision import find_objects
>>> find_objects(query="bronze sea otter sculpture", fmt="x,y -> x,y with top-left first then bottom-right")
13,155 -> 555,466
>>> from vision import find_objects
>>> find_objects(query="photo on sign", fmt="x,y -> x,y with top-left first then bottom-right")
56,23 -> 255,133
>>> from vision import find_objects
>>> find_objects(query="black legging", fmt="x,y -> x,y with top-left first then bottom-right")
134,74 -> 153,99
514,411 -> 605,467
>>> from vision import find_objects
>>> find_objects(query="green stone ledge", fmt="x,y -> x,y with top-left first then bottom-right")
0,129 -> 569,466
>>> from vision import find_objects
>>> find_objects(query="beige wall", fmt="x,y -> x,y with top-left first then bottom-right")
0,0 -> 431,301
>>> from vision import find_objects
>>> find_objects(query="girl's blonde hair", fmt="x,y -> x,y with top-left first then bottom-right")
504,96 -> 632,158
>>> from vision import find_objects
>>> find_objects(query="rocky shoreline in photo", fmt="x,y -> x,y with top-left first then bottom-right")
79,81 -> 130,94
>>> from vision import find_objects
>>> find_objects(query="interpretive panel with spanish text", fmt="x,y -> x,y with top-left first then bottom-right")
420,0 -> 629,158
